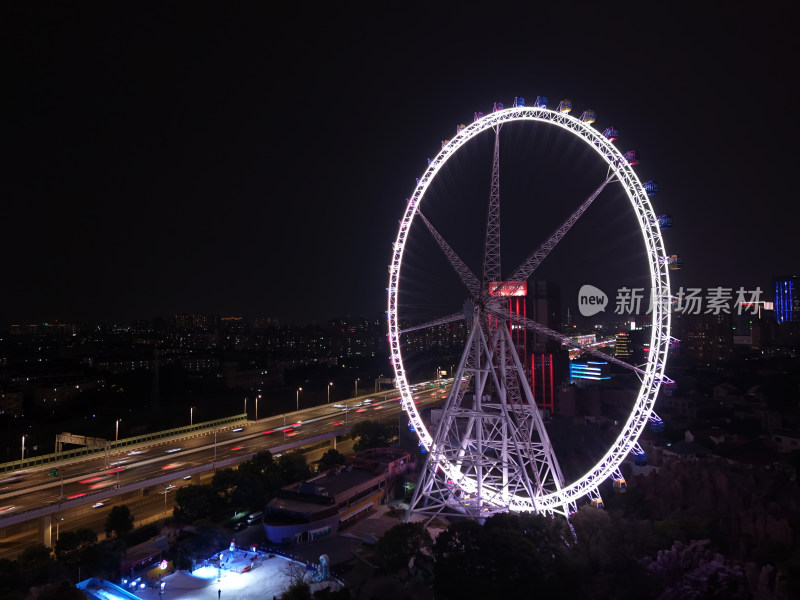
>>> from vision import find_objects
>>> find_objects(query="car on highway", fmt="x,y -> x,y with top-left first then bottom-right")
333,404 -> 346,409
92,502 -> 105,509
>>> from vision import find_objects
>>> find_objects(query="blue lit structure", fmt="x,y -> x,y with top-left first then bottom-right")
569,361 -> 610,383
774,276 -> 799,323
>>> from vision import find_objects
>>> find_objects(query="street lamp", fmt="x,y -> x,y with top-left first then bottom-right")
327,382 -> 333,403
354,378 -> 359,398
244,396 -> 247,418
115,419 -> 121,442
296,387 -> 302,412
190,407 -> 194,426
256,394 -> 261,421
21,435 -> 25,461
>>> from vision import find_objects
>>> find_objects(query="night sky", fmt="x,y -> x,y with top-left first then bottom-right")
4,3 -> 798,326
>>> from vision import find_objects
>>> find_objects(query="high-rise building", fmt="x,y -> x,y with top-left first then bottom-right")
530,281 -> 561,354
671,312 -> 733,365
774,276 -> 799,324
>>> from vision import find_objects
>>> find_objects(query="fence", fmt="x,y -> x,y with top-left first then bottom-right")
0,414 -> 248,474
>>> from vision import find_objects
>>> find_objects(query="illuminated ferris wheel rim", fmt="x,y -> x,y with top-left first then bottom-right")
387,104 -> 671,512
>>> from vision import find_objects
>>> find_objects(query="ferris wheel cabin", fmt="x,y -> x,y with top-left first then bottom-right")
624,150 -> 640,165
602,126 -> 619,142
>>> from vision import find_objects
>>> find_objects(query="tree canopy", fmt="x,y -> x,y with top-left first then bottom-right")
104,505 -> 134,538
375,522 -> 433,573
350,420 -> 395,451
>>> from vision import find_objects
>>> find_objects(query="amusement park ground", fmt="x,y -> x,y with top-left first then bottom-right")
130,502 -> 440,600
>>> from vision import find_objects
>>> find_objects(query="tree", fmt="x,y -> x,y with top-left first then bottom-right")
238,449 -> 275,478
174,484 -> 221,524
105,504 -> 134,537
238,449 -> 285,496
54,528 -> 97,565
16,544 -> 68,592
279,580 -> 313,600
375,522 -> 432,573
277,453 -> 311,484
351,420 -> 395,451
432,513 -> 575,600
318,448 -> 345,472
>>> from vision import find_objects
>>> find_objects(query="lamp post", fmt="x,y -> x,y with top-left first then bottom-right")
190,407 -> 194,426
115,419 -> 121,442
354,378 -> 359,398
244,396 -> 247,418
21,435 -> 25,461
296,387 -> 302,412
327,382 -> 333,403
256,394 -> 261,421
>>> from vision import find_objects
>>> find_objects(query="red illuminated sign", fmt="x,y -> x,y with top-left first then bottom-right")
488,281 -> 527,297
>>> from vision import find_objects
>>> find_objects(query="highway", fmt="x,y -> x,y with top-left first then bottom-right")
0,382 -> 449,559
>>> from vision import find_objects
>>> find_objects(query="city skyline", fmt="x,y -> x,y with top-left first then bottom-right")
4,4 -> 797,326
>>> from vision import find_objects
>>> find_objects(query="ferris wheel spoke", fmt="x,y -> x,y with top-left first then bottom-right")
494,305 -> 670,382
417,211 -> 481,298
500,173 -> 616,289
482,125 -> 502,287
399,311 -> 466,335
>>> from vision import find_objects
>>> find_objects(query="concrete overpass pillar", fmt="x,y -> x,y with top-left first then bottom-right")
192,473 -> 202,484
40,515 -> 52,548
331,437 -> 337,450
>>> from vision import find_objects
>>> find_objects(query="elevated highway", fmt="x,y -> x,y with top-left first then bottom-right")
0,384 -> 447,558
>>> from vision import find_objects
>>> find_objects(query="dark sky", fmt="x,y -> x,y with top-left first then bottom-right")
4,2 -> 798,326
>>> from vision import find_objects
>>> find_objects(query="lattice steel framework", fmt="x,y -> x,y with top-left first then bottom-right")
387,103 -> 671,518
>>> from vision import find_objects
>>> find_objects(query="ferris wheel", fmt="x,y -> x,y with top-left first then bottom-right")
387,96 -> 672,519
